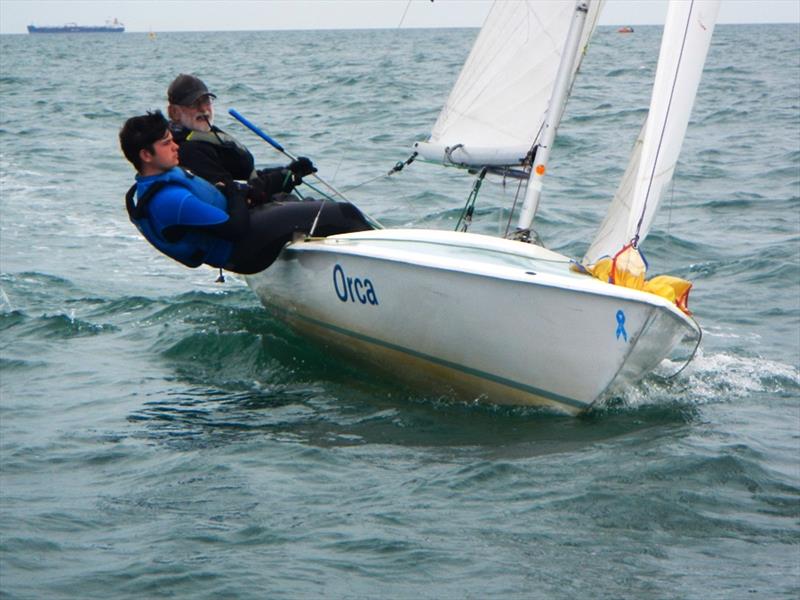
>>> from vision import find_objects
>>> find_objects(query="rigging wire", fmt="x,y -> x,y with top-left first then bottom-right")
666,177 -> 675,242
455,167 -> 487,232
503,175 -> 528,239
397,0 -> 414,28
633,0 -> 695,247
664,316 -> 702,380
341,152 -> 417,193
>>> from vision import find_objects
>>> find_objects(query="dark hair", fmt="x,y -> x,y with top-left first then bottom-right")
119,110 -> 169,171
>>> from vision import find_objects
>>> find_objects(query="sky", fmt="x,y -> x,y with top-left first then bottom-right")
1,0 -> 798,34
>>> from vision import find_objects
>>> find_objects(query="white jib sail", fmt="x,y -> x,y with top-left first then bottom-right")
414,0 -> 604,167
583,0 -> 720,266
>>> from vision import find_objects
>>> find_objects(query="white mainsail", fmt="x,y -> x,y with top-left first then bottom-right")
584,0 -> 720,266
414,0 -> 604,167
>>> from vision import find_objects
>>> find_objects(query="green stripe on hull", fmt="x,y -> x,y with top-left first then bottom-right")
273,306 -> 590,412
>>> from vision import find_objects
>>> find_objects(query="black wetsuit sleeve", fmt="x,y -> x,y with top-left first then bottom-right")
202,187 -> 250,240
178,142 -> 235,187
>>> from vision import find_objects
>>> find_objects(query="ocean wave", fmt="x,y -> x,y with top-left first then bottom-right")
0,356 -> 48,371
560,450 -> 800,540
0,270 -> 76,289
82,107 -> 125,120
0,75 -> 29,86
605,67 -> 647,78
3,311 -> 120,340
698,197 -> 758,210
700,107 -> 754,124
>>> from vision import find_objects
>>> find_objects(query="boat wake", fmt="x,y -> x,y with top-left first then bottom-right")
602,349 -> 800,412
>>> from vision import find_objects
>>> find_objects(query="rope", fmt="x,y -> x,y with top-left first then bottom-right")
456,168 -> 487,232
303,180 -> 332,237
445,144 -> 464,164
341,152 -> 417,193
503,175 -> 527,238
341,173 -> 386,193
664,315 -> 702,379
308,199 -> 325,237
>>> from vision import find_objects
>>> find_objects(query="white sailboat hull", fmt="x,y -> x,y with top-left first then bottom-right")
245,229 -> 699,414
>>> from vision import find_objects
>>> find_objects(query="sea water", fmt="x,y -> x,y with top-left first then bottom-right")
0,25 -> 798,599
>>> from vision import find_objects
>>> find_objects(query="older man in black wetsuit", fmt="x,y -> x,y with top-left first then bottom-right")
166,73 -> 315,205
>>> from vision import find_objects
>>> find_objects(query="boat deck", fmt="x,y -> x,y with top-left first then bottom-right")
299,229 -> 684,314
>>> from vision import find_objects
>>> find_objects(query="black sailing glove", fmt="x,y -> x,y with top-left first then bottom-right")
248,168 -> 294,205
246,175 -> 270,206
288,157 -> 317,185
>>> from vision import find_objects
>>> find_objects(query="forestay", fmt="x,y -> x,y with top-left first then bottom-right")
414,0 -> 604,167
584,0 -> 720,266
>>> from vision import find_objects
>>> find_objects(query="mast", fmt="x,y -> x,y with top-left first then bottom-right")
515,0 -> 590,238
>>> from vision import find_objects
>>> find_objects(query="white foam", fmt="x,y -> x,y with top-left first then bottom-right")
615,349 -> 799,408
0,287 -> 13,312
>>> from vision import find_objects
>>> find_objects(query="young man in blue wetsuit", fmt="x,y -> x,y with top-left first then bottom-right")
166,73 -> 314,205
119,111 -> 371,274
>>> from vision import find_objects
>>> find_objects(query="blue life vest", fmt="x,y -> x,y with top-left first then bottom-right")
125,167 -> 233,268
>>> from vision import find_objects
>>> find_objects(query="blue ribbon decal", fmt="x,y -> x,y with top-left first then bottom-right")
615,310 -> 628,342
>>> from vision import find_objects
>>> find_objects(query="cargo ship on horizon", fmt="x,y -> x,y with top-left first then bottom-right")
27,18 -> 124,34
